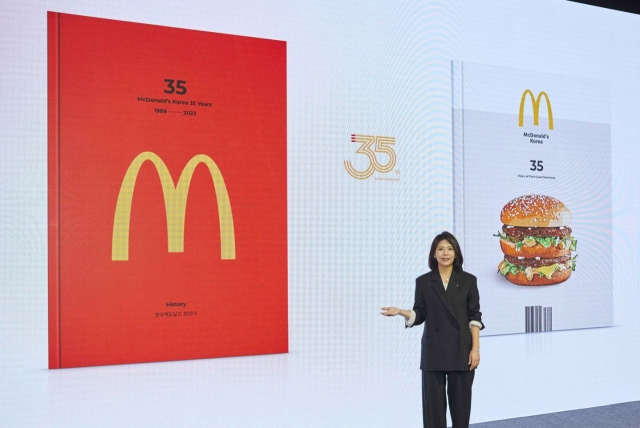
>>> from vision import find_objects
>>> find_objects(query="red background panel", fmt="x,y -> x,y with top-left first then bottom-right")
49,12 -> 287,368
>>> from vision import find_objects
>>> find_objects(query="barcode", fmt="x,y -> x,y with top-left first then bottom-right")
525,306 -> 552,332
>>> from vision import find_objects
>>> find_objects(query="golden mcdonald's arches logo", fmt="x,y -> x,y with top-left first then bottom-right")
519,90 -> 553,130
112,152 -> 235,261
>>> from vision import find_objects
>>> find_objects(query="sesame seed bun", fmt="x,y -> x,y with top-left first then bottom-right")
500,195 -> 572,228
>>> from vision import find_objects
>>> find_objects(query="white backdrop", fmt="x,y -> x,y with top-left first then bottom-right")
1,0 -> 639,426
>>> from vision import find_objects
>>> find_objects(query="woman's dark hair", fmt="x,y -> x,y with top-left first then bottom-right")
428,231 -> 464,271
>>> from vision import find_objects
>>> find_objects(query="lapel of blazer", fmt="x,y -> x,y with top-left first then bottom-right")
430,271 -> 459,324
445,270 -> 459,300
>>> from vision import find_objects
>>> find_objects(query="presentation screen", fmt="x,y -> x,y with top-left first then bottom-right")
1,1 -> 638,427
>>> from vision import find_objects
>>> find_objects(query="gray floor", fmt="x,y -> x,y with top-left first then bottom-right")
470,401 -> 640,428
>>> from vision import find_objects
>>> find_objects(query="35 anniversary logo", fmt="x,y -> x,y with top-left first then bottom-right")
344,134 -> 398,180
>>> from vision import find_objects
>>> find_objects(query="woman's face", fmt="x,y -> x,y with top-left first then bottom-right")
435,239 -> 456,268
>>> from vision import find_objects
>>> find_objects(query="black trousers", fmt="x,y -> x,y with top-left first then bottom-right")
422,369 -> 475,428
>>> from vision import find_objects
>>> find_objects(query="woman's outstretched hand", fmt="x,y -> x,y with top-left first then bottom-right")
381,307 -> 400,316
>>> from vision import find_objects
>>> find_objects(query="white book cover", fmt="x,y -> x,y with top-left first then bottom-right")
452,61 -> 612,335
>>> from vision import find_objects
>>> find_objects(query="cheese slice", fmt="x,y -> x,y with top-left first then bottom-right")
533,264 -> 559,279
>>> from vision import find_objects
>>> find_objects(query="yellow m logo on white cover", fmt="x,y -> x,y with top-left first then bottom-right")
112,152 -> 235,261
519,90 -> 554,130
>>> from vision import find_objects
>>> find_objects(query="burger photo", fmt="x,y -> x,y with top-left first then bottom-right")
496,194 -> 577,286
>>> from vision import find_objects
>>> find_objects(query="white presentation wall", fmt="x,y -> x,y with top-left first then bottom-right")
1,0 -> 639,426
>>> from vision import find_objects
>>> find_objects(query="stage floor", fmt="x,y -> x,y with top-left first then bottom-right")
471,401 -> 640,428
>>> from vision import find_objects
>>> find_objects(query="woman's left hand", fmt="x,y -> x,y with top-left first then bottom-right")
468,349 -> 480,370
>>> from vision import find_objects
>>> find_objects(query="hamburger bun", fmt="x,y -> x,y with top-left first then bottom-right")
499,263 -> 572,286
501,195 -> 572,228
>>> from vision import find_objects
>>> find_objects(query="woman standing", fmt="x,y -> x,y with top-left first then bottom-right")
382,231 -> 484,428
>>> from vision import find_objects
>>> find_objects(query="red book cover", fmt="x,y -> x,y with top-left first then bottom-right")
48,12 -> 287,368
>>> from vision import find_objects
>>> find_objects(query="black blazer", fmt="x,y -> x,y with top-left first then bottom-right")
412,269 -> 484,371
